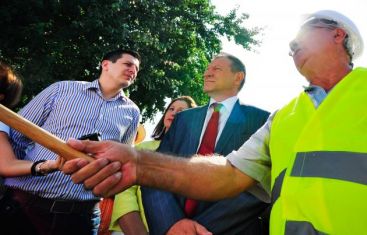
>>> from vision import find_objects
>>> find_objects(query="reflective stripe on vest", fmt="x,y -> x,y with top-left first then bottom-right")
271,169 -> 286,204
291,151 -> 367,185
285,221 -> 326,235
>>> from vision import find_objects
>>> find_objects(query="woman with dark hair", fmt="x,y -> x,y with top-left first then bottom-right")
109,96 -> 197,235
0,62 -> 23,108
143,96 -> 197,149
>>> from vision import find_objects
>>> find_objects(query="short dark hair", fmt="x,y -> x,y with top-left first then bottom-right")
100,49 -> 141,70
0,62 -> 23,108
214,53 -> 246,90
151,96 -> 197,140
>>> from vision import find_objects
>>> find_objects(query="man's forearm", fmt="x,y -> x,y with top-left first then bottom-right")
136,151 -> 255,200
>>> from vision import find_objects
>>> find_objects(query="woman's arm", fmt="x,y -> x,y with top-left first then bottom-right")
111,186 -> 148,235
0,132 -> 62,177
0,132 -> 32,176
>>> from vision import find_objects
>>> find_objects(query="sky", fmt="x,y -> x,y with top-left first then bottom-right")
212,0 -> 367,112
143,0 -> 366,139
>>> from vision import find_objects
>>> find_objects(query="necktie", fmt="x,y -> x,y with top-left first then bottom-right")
184,103 -> 222,217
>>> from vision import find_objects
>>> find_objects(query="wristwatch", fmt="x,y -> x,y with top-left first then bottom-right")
31,160 -> 47,176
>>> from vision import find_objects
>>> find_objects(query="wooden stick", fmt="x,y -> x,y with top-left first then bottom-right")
0,104 -> 94,162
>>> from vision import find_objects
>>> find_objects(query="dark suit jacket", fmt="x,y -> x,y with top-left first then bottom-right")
143,100 -> 270,234
158,100 -> 269,157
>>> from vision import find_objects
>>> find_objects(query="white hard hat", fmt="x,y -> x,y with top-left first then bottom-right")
303,10 -> 364,60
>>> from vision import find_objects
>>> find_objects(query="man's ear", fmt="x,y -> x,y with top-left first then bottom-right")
334,28 -> 348,43
0,94 -> 4,101
101,60 -> 109,71
235,71 -> 245,86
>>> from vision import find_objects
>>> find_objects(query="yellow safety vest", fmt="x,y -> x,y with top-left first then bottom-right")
269,67 -> 367,234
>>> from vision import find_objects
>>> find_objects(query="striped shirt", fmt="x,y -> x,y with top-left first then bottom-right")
5,80 -> 140,200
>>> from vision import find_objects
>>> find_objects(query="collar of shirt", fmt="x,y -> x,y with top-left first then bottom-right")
84,80 -> 127,102
303,84 -> 328,108
208,96 -> 238,116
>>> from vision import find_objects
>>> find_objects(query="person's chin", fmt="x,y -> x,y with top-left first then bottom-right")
203,86 -> 213,93
120,81 -> 132,88
163,122 -> 171,131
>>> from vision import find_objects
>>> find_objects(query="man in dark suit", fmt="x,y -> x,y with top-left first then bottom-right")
142,53 -> 270,235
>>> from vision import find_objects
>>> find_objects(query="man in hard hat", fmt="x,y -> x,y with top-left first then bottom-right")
61,10 -> 367,234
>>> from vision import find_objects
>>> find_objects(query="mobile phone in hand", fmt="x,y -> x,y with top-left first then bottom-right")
78,132 -> 101,141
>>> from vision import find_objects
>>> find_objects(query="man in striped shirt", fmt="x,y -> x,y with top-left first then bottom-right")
1,49 -> 141,235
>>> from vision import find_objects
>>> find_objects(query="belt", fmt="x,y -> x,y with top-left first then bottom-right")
9,187 -> 99,214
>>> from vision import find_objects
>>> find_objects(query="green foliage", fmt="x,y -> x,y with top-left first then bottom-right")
0,0 -> 261,121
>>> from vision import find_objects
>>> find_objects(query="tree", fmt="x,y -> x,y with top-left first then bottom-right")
0,0 -> 261,121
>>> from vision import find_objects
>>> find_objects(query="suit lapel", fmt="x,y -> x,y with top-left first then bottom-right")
215,100 -> 247,153
189,105 -> 209,152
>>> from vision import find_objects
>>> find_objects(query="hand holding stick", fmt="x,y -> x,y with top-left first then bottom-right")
0,104 -> 94,162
